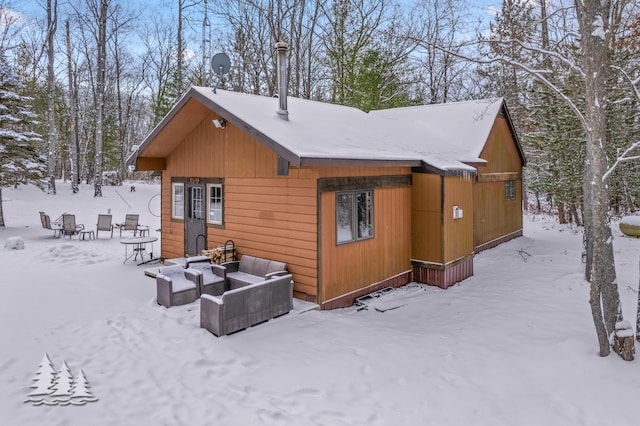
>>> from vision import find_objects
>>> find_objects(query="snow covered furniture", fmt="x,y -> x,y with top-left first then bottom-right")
200,287 -> 250,337
119,214 -> 140,237
156,265 -> 200,308
62,214 -> 85,238
40,212 -> 62,238
619,216 -> 640,237
221,255 -> 288,290
185,256 -> 226,297
269,273 -> 294,318
200,274 -> 294,337
96,214 -> 114,238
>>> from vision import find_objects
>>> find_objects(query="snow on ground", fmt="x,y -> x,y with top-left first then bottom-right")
0,181 -> 639,426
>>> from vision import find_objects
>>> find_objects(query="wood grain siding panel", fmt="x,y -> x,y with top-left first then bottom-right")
443,175 -> 475,263
320,186 -> 412,302
411,173 -> 443,263
477,117 -> 523,174
474,116 -> 524,248
167,113 -> 283,178
204,177 -> 318,298
474,180 -> 522,247
136,157 -> 166,171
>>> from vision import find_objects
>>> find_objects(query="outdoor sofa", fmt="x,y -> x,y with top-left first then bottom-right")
221,255 -> 289,290
200,273 -> 294,337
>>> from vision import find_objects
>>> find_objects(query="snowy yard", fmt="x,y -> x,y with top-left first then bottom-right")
0,182 -> 639,425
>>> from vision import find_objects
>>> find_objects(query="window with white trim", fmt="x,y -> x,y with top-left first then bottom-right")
207,183 -> 223,225
336,190 -> 374,244
172,182 -> 185,219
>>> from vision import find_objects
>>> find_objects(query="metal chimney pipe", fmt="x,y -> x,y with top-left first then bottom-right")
275,41 -> 289,121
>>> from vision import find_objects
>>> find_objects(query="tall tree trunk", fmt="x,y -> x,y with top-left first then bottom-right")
0,188 -> 4,227
557,201 -> 567,224
94,0 -> 108,197
46,0 -> 57,195
177,0 -> 184,94
637,257 -> 640,342
65,20 -> 79,193
576,0 -> 623,357
114,27 -> 125,184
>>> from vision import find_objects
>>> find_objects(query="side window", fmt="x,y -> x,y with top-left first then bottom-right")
337,192 -> 355,243
172,182 -> 184,219
207,183 -> 223,225
505,180 -> 516,201
336,190 -> 374,244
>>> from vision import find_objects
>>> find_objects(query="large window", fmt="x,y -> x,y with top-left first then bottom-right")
207,183 -> 223,225
505,180 -> 516,201
172,182 -> 184,219
336,190 -> 374,244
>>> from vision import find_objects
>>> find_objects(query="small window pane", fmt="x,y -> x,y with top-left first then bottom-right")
208,184 -> 223,224
190,187 -> 204,220
337,192 -> 354,243
172,183 -> 184,219
505,180 -> 516,201
356,191 -> 373,239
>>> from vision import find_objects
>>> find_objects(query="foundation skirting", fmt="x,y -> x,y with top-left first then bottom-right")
412,256 -> 474,289
319,270 -> 412,310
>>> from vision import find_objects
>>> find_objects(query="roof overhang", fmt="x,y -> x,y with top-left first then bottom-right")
499,101 -> 527,167
129,88 -> 303,170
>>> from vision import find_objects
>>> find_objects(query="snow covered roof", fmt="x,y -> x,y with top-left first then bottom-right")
133,87 -> 518,174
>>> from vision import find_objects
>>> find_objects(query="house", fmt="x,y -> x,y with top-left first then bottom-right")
130,82 -> 524,309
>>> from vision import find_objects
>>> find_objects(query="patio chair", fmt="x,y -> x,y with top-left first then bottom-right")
96,214 -> 114,238
40,212 -> 62,238
119,214 -> 140,237
185,256 -> 226,296
62,214 -> 85,238
156,265 -> 200,308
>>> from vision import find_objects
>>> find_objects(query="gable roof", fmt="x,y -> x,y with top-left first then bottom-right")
131,87 -> 523,175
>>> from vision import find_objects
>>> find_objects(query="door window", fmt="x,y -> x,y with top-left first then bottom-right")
189,186 -> 204,220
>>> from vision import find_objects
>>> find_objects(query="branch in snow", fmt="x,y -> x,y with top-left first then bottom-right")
603,141 -> 640,182
408,37 -> 589,133
487,37 -> 585,78
611,66 -> 640,102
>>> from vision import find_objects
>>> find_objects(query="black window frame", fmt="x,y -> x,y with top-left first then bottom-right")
336,189 -> 374,245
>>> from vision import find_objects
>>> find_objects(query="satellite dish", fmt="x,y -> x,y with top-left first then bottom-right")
211,53 -> 231,93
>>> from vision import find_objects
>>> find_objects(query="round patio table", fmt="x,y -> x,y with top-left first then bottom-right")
120,236 -> 158,264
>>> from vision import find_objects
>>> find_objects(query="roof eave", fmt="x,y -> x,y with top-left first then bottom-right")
299,157 -> 421,168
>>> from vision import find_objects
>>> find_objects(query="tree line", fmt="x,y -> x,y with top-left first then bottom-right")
1,0 -> 640,355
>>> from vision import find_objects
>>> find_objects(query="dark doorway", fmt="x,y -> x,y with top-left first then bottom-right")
185,183 -> 206,256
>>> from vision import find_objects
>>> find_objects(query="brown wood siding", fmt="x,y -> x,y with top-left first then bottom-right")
166,113 -> 281,178
442,175 -> 475,263
320,186 -> 412,303
158,114 -> 415,302
474,116 -> 524,248
476,117 -> 523,174
411,173 -> 443,263
474,180 -> 522,247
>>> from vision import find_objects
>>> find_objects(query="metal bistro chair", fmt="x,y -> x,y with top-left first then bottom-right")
96,214 -> 114,238
62,214 -> 85,238
40,212 -> 63,238
119,214 -> 140,237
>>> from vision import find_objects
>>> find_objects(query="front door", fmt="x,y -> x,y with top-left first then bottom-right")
185,183 -> 206,256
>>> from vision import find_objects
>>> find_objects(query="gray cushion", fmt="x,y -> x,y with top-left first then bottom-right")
238,255 -> 256,274
266,261 -> 286,275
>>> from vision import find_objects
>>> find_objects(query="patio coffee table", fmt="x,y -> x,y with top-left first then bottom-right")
121,236 -> 158,264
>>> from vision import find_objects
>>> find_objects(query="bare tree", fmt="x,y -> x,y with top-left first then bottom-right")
45,0 -> 58,194
65,20 -> 79,193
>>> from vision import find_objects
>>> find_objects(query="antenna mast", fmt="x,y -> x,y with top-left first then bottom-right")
202,0 -> 211,86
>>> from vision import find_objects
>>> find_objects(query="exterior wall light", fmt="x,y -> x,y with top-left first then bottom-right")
212,119 -> 226,129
